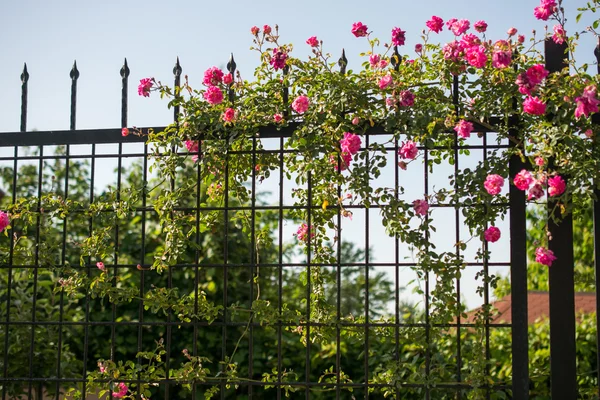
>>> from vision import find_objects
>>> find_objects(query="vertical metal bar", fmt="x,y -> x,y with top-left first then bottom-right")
54,60 -> 78,399
306,172 -> 312,400
482,132 -> 491,400
164,57 -> 182,400
364,132 -> 370,399
424,133 -> 431,400
282,66 -> 289,118
508,52 -> 529,399
545,38 -> 577,400
2,63 -> 28,400
27,98 -> 44,400
248,135 -> 256,399
277,134 -> 284,400
452,75 -> 463,400
221,140 -> 229,400
593,37 -> 600,397
394,136 -> 400,400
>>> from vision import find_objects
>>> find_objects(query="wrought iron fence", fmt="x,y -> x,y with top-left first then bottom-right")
0,40 -> 596,400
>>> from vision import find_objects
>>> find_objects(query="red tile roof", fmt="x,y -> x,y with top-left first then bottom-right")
465,291 -> 597,325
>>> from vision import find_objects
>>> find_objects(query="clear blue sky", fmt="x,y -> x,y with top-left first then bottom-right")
0,0 -> 597,309
1,0 -> 597,132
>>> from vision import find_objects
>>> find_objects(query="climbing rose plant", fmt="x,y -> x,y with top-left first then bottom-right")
4,0 -> 600,398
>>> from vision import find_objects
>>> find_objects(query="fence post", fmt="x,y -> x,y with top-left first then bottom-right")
545,37 -> 577,399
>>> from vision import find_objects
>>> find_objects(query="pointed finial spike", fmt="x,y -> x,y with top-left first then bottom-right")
70,60 -> 80,80
227,53 -> 237,74
173,57 -> 182,77
21,63 -> 29,83
338,48 -> 348,74
120,58 -> 130,78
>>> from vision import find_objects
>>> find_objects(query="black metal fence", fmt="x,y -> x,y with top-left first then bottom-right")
0,40 -> 596,400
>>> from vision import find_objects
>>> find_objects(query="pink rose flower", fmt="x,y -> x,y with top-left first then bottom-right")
398,90 -> 415,107
518,35 -> 525,43
379,74 -> 393,89
474,20 -> 488,33
112,382 -> 128,399
96,262 -> 106,272
274,113 -> 283,123
492,50 -> 511,69
514,169 -> 533,191
306,36 -> 319,47
263,25 -> 272,34
585,129 -> 594,138
0,211 -> 10,233
484,226 -> 501,242
516,72 -> 535,95
351,22 -> 368,37
379,59 -> 389,69
386,97 -> 396,108
450,19 -> 470,36
121,127 -> 129,137
465,45 -> 487,68
415,44 -> 423,53
222,108 -> 236,122
534,0 -> 556,21
185,140 -> 200,162
507,27 -> 518,36
443,40 -> 465,62
203,86 -> 224,105
535,247 -> 556,266
574,85 -> 600,119
460,34 -> 481,48
535,157 -> 545,166
270,48 -> 288,70
223,73 -> 233,85
351,117 -> 360,125
250,26 -> 260,35
292,95 -> 310,114
296,223 -> 315,242
413,199 -> 429,216
484,174 -> 504,196
340,132 -> 362,155
391,27 -> 406,46
369,54 -> 380,68
426,16 -> 444,33
547,175 -> 566,197
203,67 -> 224,86
552,24 -> 566,45
526,64 -> 549,86
528,181 -> 545,200
523,96 -> 546,115
454,120 -> 473,139
399,141 -> 418,160
138,78 -> 153,97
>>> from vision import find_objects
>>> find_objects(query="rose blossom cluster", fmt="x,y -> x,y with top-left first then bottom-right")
513,169 -> 565,200
413,199 -> 429,216
112,382 -> 128,399
533,0 -> 557,21
398,141 -> 418,160
296,223 -> 315,242
454,120 -> 473,139
574,85 -> 600,119
426,15 -> 518,71
535,246 -> 557,266
332,132 -> 362,171
200,66 -> 228,105
484,174 -> 505,196
185,140 -> 200,163
0,211 -> 9,233
484,226 -> 501,243
137,78 -> 153,97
